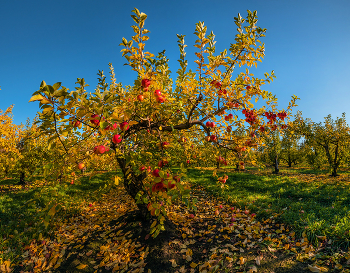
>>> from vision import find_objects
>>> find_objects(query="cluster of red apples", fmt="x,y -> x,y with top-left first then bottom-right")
136,78 -> 166,103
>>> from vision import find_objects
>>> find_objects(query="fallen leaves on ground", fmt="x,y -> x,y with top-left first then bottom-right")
4,179 -> 350,272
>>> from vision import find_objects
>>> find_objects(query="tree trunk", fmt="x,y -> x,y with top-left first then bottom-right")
331,143 -> 339,177
216,161 -> 220,169
273,156 -> 279,174
19,171 -> 26,185
288,155 -> 292,167
116,157 -> 150,221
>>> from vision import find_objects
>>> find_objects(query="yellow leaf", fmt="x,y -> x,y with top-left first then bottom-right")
43,107 -> 54,115
29,94 -> 45,102
169,259 -> 177,267
226,256 -> 233,262
48,205 -> 56,216
238,257 -> 246,265
190,262 -> 198,268
307,264 -> 328,272
129,120 -> 138,126
150,220 -> 157,229
114,176 -> 121,185
186,249 -> 193,256
76,264 -> 88,269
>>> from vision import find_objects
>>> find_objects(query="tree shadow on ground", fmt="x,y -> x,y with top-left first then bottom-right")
19,210 -> 183,273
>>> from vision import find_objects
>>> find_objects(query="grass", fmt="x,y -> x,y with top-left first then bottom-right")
0,171 -> 118,264
186,166 -> 350,248
1,166 -> 350,272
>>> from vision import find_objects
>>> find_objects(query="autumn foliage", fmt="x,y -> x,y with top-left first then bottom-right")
29,8 -> 297,237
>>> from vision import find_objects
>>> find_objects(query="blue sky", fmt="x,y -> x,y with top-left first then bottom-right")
1,0 -> 349,125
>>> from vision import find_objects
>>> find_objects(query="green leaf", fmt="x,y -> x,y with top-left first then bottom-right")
100,121 -> 109,129
153,228 -> 160,238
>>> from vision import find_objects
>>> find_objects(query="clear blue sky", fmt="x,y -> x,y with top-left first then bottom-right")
1,0 -> 349,125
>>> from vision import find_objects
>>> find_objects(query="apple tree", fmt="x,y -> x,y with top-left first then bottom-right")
0,105 -> 23,178
297,113 -> 350,176
29,9 -> 298,237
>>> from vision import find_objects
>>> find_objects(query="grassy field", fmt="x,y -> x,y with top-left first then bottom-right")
187,166 -> 350,247
1,166 -> 350,272
0,172 -> 118,264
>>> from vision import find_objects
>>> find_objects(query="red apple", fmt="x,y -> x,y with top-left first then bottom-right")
88,204 -> 92,207
152,169 -> 160,177
156,96 -> 165,103
210,135 -> 217,142
112,134 -> 122,144
90,114 -> 100,126
120,122 -> 129,131
137,94 -> 144,101
139,166 -> 146,172
154,89 -> 161,97
94,145 -> 106,154
173,175 -> 180,183
189,214 -> 195,219
72,120 -> 81,127
141,78 -> 151,90
105,123 -> 118,131
161,142 -> 170,149
186,160 -> 190,164
77,162 -> 85,170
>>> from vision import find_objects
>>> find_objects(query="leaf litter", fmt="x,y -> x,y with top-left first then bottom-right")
6,179 -> 350,273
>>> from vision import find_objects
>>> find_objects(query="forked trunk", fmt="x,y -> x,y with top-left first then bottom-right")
116,157 -> 150,221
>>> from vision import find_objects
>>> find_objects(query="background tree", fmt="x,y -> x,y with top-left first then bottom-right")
258,128 -> 282,173
0,105 -> 23,178
280,120 -> 305,167
29,9 -> 298,237
298,113 -> 350,176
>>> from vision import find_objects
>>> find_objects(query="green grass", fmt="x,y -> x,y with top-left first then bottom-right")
186,167 -> 350,248
0,171 -> 119,263
2,166 -> 350,267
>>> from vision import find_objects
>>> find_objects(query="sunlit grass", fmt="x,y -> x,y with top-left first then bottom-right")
187,166 -> 350,247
